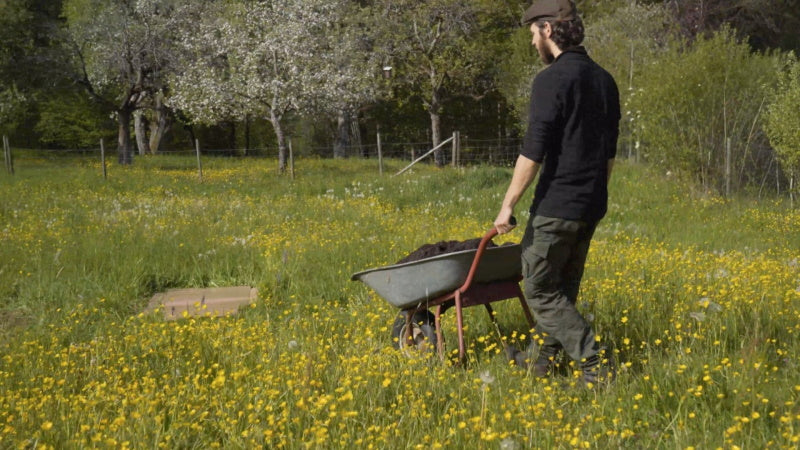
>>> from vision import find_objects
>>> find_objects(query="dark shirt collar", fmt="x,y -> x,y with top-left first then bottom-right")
554,46 -> 588,63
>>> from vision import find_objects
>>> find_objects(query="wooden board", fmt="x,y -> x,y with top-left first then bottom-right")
146,286 -> 258,320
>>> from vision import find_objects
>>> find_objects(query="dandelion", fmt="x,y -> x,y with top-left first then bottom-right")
689,312 -> 706,322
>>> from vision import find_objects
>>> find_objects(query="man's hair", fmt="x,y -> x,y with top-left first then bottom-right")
536,16 -> 584,50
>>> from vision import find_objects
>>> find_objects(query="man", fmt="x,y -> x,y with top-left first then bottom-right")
494,0 -> 620,387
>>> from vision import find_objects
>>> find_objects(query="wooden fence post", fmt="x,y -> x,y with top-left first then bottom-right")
100,138 -> 107,180
377,131 -> 383,175
4,136 -> 13,175
451,132 -> 457,168
2,135 -> 8,174
456,131 -> 460,167
288,137 -> 295,180
195,139 -> 203,182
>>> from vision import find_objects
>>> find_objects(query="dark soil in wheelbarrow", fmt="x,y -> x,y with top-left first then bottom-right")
396,238 -> 511,264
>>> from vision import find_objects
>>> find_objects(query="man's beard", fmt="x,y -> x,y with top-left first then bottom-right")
537,41 -> 555,65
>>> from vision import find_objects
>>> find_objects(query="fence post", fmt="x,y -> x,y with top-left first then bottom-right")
4,136 -> 13,175
377,131 -> 383,176
451,132 -> 457,168
100,139 -> 107,180
3,135 -> 8,174
195,139 -> 203,182
456,131 -> 460,167
288,137 -> 295,180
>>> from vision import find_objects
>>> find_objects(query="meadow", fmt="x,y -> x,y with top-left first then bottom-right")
1,156 -> 799,449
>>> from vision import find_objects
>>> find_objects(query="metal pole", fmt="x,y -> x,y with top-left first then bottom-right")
100,138 -> 107,180
394,136 -> 454,177
377,131 -> 383,175
195,139 -> 203,182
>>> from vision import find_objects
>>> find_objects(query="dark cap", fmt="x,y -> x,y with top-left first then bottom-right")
521,0 -> 577,25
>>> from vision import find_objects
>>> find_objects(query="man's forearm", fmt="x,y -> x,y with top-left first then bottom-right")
495,155 -> 540,234
503,155 -> 540,209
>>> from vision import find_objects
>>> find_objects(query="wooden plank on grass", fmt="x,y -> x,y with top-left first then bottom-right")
145,286 -> 258,320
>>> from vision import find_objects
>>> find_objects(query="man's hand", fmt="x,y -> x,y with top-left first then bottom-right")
494,207 -> 516,235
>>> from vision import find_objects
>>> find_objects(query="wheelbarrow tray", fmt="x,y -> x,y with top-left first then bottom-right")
351,244 -> 521,309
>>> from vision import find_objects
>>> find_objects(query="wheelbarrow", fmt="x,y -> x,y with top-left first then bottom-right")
351,223 -> 536,364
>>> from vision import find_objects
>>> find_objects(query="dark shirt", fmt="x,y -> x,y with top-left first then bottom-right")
521,46 -> 620,222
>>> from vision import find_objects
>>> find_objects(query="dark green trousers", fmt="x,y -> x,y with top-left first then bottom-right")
521,215 -> 599,363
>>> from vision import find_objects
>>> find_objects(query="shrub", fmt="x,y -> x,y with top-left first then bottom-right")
629,27 -> 780,193
764,52 -> 800,205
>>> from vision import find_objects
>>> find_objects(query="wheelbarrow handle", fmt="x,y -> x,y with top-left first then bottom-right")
459,216 -> 516,293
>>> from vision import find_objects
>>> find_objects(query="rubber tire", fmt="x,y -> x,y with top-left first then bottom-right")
391,310 -> 438,355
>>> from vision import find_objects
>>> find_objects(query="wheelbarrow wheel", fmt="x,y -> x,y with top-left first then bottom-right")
391,310 -> 438,355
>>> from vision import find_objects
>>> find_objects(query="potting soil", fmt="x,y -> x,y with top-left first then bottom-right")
396,238 -> 501,264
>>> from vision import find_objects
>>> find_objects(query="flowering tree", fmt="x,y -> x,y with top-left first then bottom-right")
62,0 -> 177,163
170,0 -> 376,170
370,0 -> 495,165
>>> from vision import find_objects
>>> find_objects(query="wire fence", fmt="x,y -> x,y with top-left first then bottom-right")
1,134 -> 524,176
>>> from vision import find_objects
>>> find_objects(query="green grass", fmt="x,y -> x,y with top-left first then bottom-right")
1,156 -> 799,448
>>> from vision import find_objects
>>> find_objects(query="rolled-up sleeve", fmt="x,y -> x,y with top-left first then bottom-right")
521,73 -> 560,163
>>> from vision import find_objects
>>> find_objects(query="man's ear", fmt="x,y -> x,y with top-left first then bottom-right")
541,21 -> 553,39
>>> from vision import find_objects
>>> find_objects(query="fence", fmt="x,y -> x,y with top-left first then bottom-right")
0,133 -> 523,177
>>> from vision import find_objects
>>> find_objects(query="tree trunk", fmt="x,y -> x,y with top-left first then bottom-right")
430,110 -> 443,167
269,110 -> 287,172
430,89 -> 444,167
117,108 -> 134,165
185,124 -> 196,151
334,110 -> 349,159
228,121 -> 237,155
149,94 -> 170,154
134,110 -> 151,156
244,114 -> 250,156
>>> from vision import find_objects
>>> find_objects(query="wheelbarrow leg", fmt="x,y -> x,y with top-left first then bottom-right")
484,303 -> 496,323
403,309 -> 415,348
435,305 -> 445,361
455,291 -> 466,364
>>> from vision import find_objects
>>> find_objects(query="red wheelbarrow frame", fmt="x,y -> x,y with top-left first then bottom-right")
401,227 -> 536,364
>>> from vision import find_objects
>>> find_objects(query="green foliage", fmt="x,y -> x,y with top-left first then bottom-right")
0,85 -> 27,134
629,27 -> 780,192
585,2 -> 676,159
34,91 -> 116,148
764,53 -> 800,183
494,26 -> 540,131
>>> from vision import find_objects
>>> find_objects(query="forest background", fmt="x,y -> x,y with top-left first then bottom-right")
1,0 -> 800,198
